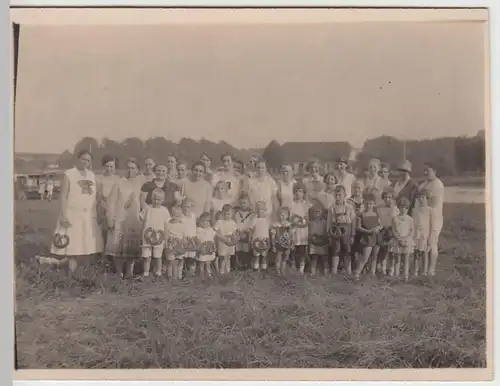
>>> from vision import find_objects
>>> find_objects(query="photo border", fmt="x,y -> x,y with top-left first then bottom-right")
5,2 -> 497,385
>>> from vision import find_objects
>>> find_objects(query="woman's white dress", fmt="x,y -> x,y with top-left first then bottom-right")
105,175 -> 145,258
277,180 -> 296,209
183,212 -> 198,258
247,175 -> 278,218
50,167 -> 104,256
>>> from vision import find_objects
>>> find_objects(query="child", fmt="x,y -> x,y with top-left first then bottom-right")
196,212 -> 217,278
270,206 -> 295,275
181,198 -> 198,277
234,194 -> 255,270
214,204 -> 238,275
140,188 -> 171,277
308,204 -> 329,276
211,180 -> 232,224
249,201 -> 271,271
376,188 -> 399,275
347,180 -> 365,217
353,193 -> 382,280
389,197 -> 415,281
289,182 -> 311,273
327,185 -> 357,275
412,189 -> 432,277
165,205 -> 187,280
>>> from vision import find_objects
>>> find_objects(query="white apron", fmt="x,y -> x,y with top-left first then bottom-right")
51,168 -> 104,256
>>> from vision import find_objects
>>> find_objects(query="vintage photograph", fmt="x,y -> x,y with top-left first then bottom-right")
12,8 -> 488,373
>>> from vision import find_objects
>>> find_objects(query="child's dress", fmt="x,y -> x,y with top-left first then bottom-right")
140,206 -> 171,258
290,200 -> 311,247
357,212 -> 380,248
308,216 -> 328,256
183,212 -> 198,258
377,205 -> 399,246
166,219 -> 187,260
196,227 -> 216,262
270,221 -> 294,252
412,206 -> 432,252
214,219 -> 238,257
250,217 -> 271,256
390,214 -> 414,254
234,208 -> 255,253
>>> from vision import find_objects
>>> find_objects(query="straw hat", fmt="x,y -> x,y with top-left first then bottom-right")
397,160 -> 412,173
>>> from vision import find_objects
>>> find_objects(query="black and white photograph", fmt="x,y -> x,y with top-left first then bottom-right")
12,7 -> 490,377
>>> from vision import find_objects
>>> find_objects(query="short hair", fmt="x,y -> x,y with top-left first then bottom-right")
277,206 -> 291,217
221,204 -> 233,213
234,159 -> 245,170
309,203 -> 326,217
191,161 -> 206,172
166,154 -> 178,162
353,179 -> 365,189
281,163 -> 293,170
397,197 -> 411,208
101,154 -> 118,167
255,200 -> 267,210
306,159 -> 320,173
197,212 -> 212,226
215,179 -> 230,190
144,156 -> 155,163
220,153 -> 233,162
126,157 -> 140,170
363,192 -> 376,202
380,163 -> 389,170
238,193 -> 250,201
181,197 -> 195,207
369,158 -> 381,167
77,149 -> 93,159
334,185 -> 347,195
416,188 -> 430,199
424,162 -> 436,171
323,172 -> 338,184
254,158 -> 267,166
171,205 -> 183,214
381,187 -> 395,198
293,182 -> 307,194
200,152 -> 212,161
151,188 -> 165,198
153,163 -> 167,173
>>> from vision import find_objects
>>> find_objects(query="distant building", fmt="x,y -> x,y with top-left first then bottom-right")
280,141 -> 352,175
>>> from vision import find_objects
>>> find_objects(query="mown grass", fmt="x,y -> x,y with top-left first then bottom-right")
14,200 -> 487,369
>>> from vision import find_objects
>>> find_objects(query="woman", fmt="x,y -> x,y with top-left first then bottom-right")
247,158 -> 279,218
380,163 -> 392,191
96,155 -> 120,236
214,153 -> 241,205
363,158 -> 386,204
393,160 -> 419,216
105,158 -> 145,278
42,150 -> 104,275
302,160 -> 325,204
317,172 -> 338,209
140,163 -> 181,213
166,154 -> 178,182
182,162 -> 213,219
277,163 -> 296,208
200,152 -> 215,185
335,157 -> 356,199
143,157 -> 156,182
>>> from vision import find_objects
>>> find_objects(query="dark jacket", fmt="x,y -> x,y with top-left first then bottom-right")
394,178 -> 419,216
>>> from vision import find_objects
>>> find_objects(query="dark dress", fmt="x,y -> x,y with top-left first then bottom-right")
141,179 -> 180,211
358,212 -> 379,247
394,178 -> 419,216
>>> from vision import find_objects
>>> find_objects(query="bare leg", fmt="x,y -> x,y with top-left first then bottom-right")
275,251 -> 283,274
260,253 -> 268,271
331,256 -> 340,275
394,254 -> 401,278
343,253 -> 352,275
428,250 -> 438,277
252,254 -> 260,270
114,257 -> 124,278
354,247 -> 372,279
124,259 -> 135,278
213,256 -> 220,273
310,255 -> 318,276
379,248 -> 388,274
413,252 -> 420,277
421,250 -> 429,276
206,261 -> 213,277
403,252 -> 410,281
297,250 -> 306,274
167,259 -> 175,279
370,246 -> 379,275
143,257 -> 152,277
177,259 -> 185,279
154,258 -> 162,276
224,256 -> 231,274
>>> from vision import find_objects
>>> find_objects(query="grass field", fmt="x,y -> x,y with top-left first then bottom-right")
14,199 -> 487,369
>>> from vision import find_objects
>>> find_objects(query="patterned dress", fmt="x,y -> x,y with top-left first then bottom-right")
214,219 -> 238,257
234,209 -> 255,252
105,176 -> 145,259
390,214 -> 414,254
270,221 -> 294,252
140,206 -> 171,257
308,217 -> 328,255
290,200 -> 311,246
250,217 -> 271,256
196,227 -> 216,262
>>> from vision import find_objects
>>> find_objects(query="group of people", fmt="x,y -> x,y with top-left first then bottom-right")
36,149 -> 445,282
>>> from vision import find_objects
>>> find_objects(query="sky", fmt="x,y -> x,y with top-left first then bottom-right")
14,21 -> 486,153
